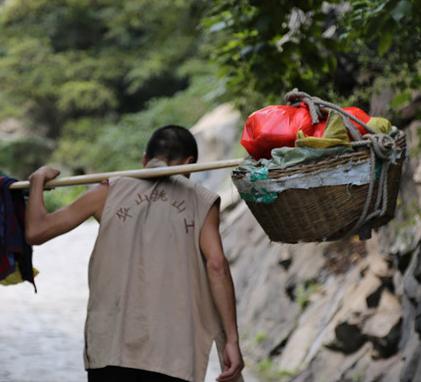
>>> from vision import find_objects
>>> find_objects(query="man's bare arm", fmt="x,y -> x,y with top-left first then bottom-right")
200,202 -> 243,381
25,166 -> 108,245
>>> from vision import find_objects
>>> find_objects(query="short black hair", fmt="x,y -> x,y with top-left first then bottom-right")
145,125 -> 198,163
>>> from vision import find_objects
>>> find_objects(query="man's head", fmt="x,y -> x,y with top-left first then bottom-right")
143,125 -> 198,167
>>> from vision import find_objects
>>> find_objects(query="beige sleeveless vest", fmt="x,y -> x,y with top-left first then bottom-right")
83,166 -> 228,381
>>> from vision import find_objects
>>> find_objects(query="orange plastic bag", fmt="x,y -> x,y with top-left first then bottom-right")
241,103 -> 315,159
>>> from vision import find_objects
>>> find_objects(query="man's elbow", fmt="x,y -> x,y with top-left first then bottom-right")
206,256 -> 228,276
25,228 -> 46,245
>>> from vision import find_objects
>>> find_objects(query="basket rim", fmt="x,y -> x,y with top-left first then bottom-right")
233,135 -> 406,180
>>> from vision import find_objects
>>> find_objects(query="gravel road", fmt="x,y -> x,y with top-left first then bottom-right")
0,222 -> 258,382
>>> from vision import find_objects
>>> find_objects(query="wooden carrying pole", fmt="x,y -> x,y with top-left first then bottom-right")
9,159 -> 243,190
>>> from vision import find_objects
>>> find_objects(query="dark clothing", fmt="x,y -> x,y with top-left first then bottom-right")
87,367 -> 188,382
0,176 -> 35,291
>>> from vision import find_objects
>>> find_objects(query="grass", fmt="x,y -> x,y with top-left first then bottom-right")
254,331 -> 268,345
256,358 -> 297,381
295,281 -> 321,310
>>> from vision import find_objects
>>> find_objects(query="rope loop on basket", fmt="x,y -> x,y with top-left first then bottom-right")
284,88 -> 379,138
365,133 -> 399,162
284,89 -> 404,239
284,89 -> 323,124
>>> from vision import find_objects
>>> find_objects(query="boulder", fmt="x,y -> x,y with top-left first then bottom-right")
222,206 -> 301,361
340,353 -> 402,382
277,270 -> 365,372
362,290 -> 402,358
333,320 -> 368,354
284,243 -> 327,296
191,103 -> 242,191
292,344 -> 372,382
321,270 -> 381,353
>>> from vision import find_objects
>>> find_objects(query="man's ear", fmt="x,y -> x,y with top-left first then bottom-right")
142,154 -> 149,167
183,156 -> 195,165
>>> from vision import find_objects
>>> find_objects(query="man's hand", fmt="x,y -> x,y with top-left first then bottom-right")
217,341 -> 244,382
29,165 -> 61,183
25,165 -> 108,245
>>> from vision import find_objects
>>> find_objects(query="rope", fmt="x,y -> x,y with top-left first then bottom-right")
284,89 -> 404,238
350,147 -> 377,235
285,89 -> 322,124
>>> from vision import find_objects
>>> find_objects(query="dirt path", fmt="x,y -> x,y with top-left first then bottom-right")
0,222 -> 258,382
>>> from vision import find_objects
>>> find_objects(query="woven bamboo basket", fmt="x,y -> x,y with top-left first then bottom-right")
232,91 -> 407,243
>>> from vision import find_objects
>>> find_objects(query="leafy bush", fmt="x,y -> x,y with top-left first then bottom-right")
0,0 -> 207,136
203,1 -> 345,113
203,0 -> 421,113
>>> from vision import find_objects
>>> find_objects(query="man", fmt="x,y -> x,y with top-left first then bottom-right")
25,125 -> 244,382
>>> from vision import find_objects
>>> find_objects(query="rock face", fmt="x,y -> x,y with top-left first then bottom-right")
194,101 -> 421,381
191,103 -> 242,192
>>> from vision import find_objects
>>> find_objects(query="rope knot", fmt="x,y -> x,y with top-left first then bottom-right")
284,88 -> 322,125
366,133 -> 402,163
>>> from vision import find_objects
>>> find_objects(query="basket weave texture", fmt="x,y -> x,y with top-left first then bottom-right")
232,135 -> 406,243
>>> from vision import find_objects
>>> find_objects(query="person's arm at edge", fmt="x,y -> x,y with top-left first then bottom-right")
200,202 -> 244,382
25,166 -> 108,245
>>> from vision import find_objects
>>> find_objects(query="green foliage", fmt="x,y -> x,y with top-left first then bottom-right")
58,81 -> 117,114
0,0 -> 206,136
203,0 -> 343,113
254,331 -> 268,345
342,0 -> 421,109
0,0 -> 221,182
343,0 -> 420,60
203,0 -> 421,113
53,62 -> 220,172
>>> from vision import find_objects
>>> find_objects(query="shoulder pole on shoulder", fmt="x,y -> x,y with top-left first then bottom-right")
9,159 -> 244,190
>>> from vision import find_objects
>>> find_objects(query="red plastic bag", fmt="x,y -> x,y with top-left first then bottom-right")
343,107 -> 371,135
312,107 -> 371,138
312,121 -> 327,138
241,103 -> 315,159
